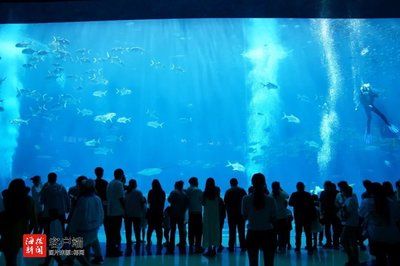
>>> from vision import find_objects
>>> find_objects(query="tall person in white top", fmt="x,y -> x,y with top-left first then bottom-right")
106,168 -> 125,257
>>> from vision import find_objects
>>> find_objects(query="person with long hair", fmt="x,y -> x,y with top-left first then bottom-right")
146,179 -> 166,252
0,178 -> 37,266
360,182 -> 400,266
242,173 -> 277,266
202,177 -> 220,257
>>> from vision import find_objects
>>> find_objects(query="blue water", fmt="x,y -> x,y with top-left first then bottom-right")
0,19 -> 399,195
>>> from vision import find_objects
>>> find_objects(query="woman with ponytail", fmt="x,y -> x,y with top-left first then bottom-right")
242,173 -> 277,266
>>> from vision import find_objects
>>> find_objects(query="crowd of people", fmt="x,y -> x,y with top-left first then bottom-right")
0,168 -> 400,266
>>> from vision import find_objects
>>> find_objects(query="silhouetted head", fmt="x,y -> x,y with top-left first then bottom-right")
30,175 -> 41,186
129,179 -> 137,189
175,180 -> 184,191
80,179 -> 95,195
363,179 -> 372,192
360,83 -> 371,94
152,179 -> 162,191
48,172 -> 57,184
76,175 -> 88,187
338,181 -> 349,193
323,181 -> 332,191
114,168 -> 124,181
6,178 -> 30,197
204,177 -> 217,200
251,173 -> 267,210
271,181 -> 280,192
296,182 -> 305,192
382,181 -> 395,198
189,177 -> 198,187
95,167 -> 104,179
2,178 -> 31,219
230,178 -> 238,187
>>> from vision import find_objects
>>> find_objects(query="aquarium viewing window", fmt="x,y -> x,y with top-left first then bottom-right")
0,18 -> 399,194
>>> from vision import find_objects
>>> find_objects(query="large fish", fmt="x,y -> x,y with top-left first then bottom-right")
77,108 -> 94,117
117,117 -> 132,124
93,146 -> 113,155
116,88 -> 132,96
137,168 -> 162,176
282,113 -> 301,124
92,90 -> 107,97
147,121 -> 164,128
85,139 -> 100,147
10,118 -> 29,126
226,161 -> 245,172
94,113 -> 116,123
22,48 -> 36,55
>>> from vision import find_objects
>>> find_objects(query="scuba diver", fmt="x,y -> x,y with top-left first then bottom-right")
357,83 -> 399,143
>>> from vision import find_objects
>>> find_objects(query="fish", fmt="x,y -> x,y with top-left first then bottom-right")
10,118 -> 29,125
34,145 -> 41,150
77,108 -> 94,117
0,77 -> 6,85
147,121 -> 164,128
37,50 -> 49,56
128,46 -> 145,53
37,155 -> 52,159
117,117 -> 132,124
52,37 -> 70,46
145,109 -> 159,120
116,88 -> 132,96
257,112 -> 265,116
178,160 -> 191,167
226,161 -> 246,172
22,63 -> 37,69
85,139 -> 100,147
92,90 -> 107,97
0,106 -> 4,112
150,60 -> 162,68
360,47 -> 369,56
261,82 -> 279,90
304,140 -> 320,149
94,113 -> 116,123
21,48 -> 36,55
137,168 -> 162,176
105,135 -> 123,142
179,117 -> 192,123
311,186 -> 324,195
282,113 -> 301,124
170,64 -> 185,72
180,138 -> 187,143
93,146 -> 113,155
384,160 -> 391,167
15,41 -> 32,48
297,94 -> 311,103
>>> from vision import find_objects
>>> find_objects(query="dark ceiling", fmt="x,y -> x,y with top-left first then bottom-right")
0,0 -> 399,23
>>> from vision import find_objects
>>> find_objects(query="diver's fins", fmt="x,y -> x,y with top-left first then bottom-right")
388,124 -> 399,134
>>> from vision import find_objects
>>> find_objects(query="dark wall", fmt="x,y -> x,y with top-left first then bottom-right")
0,0 -> 399,23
